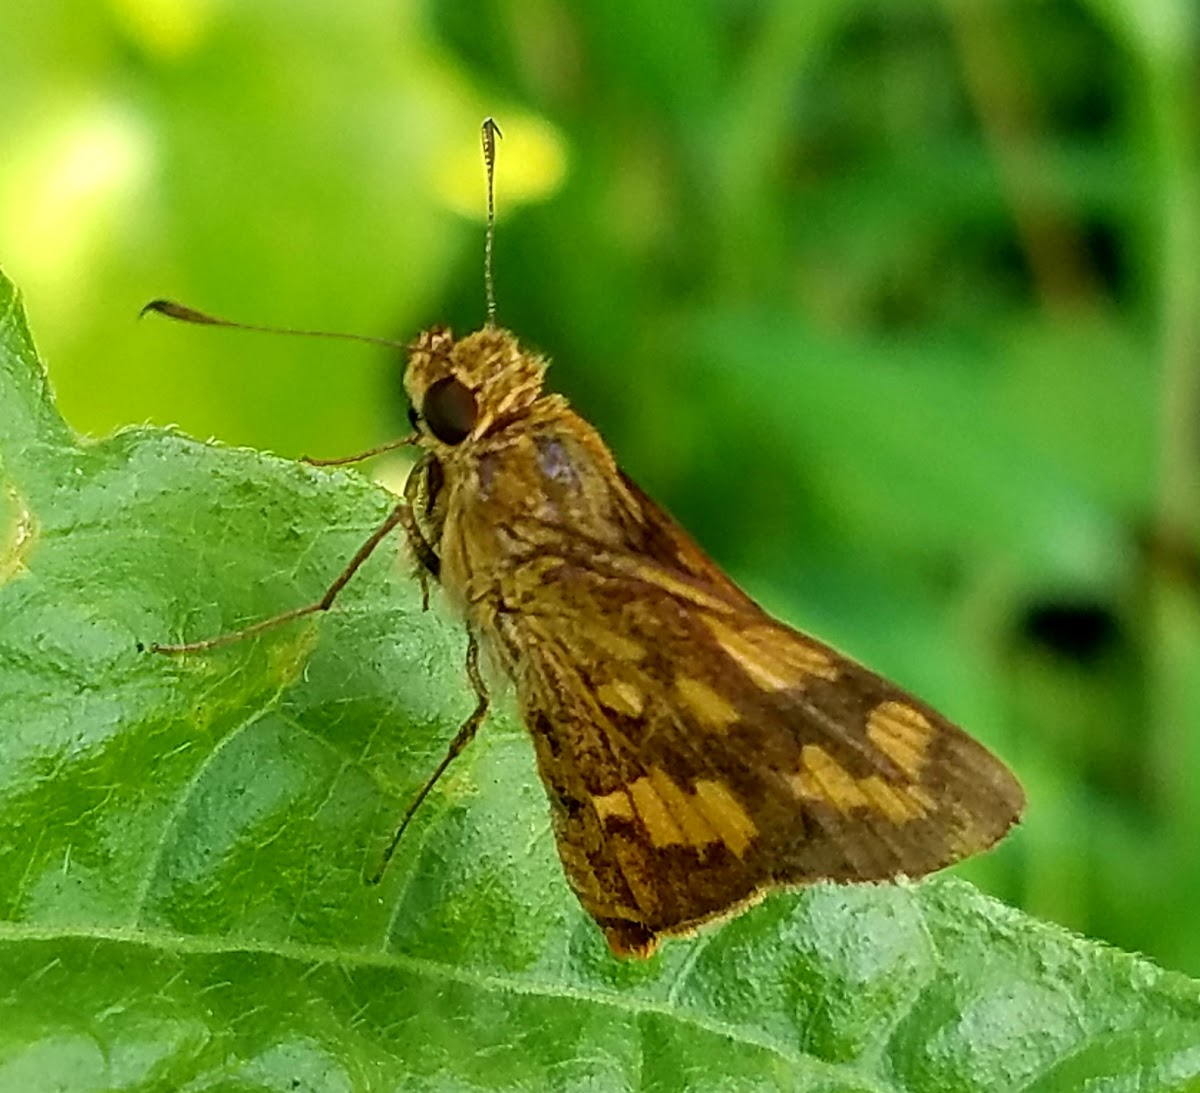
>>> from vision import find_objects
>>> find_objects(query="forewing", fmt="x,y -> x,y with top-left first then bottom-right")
491,499 -> 1024,957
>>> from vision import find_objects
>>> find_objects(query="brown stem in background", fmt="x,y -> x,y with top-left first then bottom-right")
1144,46 -> 1200,836
944,0 -> 1099,315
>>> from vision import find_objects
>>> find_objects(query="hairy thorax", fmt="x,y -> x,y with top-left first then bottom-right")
431,399 -> 643,648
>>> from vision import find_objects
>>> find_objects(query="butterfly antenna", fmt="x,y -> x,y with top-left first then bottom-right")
481,117 -> 502,328
139,298 -> 405,351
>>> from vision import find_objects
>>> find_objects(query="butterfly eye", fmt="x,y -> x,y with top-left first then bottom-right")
422,377 -> 477,445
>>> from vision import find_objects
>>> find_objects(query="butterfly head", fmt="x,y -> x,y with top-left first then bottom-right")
404,326 -> 548,448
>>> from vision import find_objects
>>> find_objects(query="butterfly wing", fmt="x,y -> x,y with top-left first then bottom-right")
479,469 -> 1024,957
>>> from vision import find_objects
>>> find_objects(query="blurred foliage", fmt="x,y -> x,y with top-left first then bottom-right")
0,0 -> 1198,999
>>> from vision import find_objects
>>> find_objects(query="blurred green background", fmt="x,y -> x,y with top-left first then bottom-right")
1,0 -> 1198,975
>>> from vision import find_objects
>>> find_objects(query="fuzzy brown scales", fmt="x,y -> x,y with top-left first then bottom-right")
399,324 -> 1025,958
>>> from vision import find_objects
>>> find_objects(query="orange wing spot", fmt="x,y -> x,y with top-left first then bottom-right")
621,770 -> 756,857
859,776 -> 933,823
867,701 -> 934,779
792,745 -> 870,813
792,745 -> 933,823
592,789 -> 636,823
580,623 -> 647,664
596,679 -> 645,717
703,616 -> 838,691
649,768 -> 720,849
749,626 -> 839,682
673,676 -> 740,732
619,561 -> 736,612
694,779 -> 758,858
628,776 -> 686,848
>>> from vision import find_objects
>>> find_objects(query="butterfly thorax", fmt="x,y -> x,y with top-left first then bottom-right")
403,327 -> 646,630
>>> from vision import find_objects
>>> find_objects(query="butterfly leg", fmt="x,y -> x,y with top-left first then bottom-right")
401,452 -> 442,609
147,501 -> 411,654
369,632 -> 491,882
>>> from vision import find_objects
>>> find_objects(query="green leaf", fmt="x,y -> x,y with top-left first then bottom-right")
1,269 -> 1198,1091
